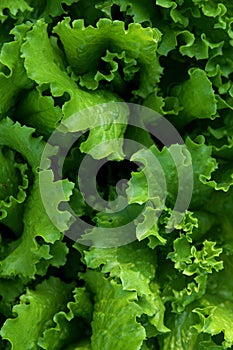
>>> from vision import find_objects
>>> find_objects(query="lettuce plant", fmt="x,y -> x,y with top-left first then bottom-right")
0,1 -> 233,349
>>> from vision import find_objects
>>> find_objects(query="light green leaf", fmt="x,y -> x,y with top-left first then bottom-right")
172,68 -> 217,126
0,277 -> 74,350
53,17 -> 162,98
194,296 -> 233,349
83,270 -> 146,350
21,20 -> 127,159
168,235 -> 223,276
0,0 -> 32,23
83,241 -> 169,334
0,119 -> 73,277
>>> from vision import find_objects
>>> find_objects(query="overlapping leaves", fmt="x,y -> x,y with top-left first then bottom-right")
0,0 -> 233,349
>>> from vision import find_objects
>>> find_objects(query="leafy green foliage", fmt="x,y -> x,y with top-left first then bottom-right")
0,0 -> 233,349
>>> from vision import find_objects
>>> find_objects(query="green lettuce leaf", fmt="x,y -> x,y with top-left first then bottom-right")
0,277 -> 74,350
171,68 -> 217,127
16,87 -> 63,139
0,0 -> 32,23
166,234 -> 223,313
157,303 -> 200,350
0,173 -> 72,278
194,295 -> 233,349
83,270 -> 147,350
0,277 -> 26,319
185,137 -> 217,210
0,118 -> 72,278
38,287 -> 93,350
20,19 -> 127,159
96,0 -> 156,24
82,241 -> 169,335
0,147 -> 28,235
0,1 -> 233,349
53,17 -> 162,98
20,19 -> 123,118
26,0 -> 78,22
0,23 -> 33,118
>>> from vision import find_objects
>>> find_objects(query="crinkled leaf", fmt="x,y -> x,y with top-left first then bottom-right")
0,278 -> 26,318
0,119 -> 73,277
38,287 -> 93,350
168,236 -> 223,276
0,277 -> 74,350
83,241 -> 169,334
53,17 -> 162,98
0,118 -> 44,169
97,0 -> 156,23
158,303 -> 201,350
0,0 -> 32,23
186,137 -> 217,210
17,87 -> 63,138
21,20 -> 126,159
0,149 -> 28,235
83,270 -> 146,350
0,168 -> 74,278
172,68 -> 217,127
167,235 -> 223,313
194,295 -> 233,349
0,23 -> 33,118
